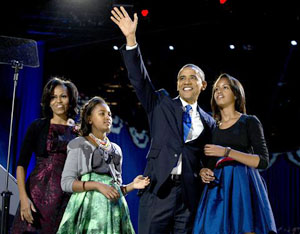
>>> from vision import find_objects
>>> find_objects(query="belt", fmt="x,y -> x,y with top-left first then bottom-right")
170,174 -> 181,182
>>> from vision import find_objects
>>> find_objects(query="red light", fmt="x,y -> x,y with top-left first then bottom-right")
141,9 -> 149,17
220,0 -> 227,4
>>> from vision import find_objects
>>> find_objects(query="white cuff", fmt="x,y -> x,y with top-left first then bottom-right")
126,44 -> 138,50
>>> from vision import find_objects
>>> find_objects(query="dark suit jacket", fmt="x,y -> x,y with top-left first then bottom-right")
121,45 -> 215,213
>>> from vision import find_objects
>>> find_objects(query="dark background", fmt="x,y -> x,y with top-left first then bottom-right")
1,0 -> 300,153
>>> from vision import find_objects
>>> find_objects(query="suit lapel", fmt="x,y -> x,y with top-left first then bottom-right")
174,99 -> 210,143
174,97 -> 184,142
197,105 -> 209,133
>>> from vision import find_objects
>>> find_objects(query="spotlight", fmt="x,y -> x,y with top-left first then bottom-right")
113,45 -> 118,50
169,45 -> 174,50
291,40 -> 297,46
220,0 -> 228,4
141,9 -> 149,17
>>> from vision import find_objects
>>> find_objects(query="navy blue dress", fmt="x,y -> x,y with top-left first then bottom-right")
193,115 -> 277,234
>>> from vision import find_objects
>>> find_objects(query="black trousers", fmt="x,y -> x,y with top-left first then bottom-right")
138,176 -> 193,234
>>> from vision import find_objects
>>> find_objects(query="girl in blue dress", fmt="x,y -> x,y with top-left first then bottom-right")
193,73 -> 277,234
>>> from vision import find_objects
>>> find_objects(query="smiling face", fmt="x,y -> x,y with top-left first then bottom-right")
49,85 -> 69,119
89,103 -> 112,136
213,77 -> 236,109
177,66 -> 207,104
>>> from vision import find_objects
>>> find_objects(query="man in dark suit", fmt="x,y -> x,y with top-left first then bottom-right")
111,6 -> 215,234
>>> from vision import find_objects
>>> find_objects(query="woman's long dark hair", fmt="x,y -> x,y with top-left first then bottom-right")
41,77 -> 78,119
211,73 -> 246,123
80,96 -> 107,136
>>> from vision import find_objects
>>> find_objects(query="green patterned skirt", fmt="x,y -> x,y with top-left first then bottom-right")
57,173 -> 135,234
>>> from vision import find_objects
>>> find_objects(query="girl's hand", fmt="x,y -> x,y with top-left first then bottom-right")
133,175 -> 150,189
20,196 -> 36,224
97,182 -> 120,201
199,168 -> 215,183
204,144 -> 226,157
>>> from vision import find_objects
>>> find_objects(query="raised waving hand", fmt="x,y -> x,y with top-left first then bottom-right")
111,6 -> 138,46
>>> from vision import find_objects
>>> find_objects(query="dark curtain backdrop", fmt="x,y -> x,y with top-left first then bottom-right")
260,152 -> 300,233
0,40 -> 299,233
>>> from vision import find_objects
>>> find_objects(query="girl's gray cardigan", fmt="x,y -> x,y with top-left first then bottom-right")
61,136 -> 123,193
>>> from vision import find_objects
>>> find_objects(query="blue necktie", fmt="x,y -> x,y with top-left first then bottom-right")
183,105 -> 192,142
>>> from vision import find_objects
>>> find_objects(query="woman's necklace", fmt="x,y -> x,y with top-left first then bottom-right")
219,113 -> 241,126
89,133 -> 111,151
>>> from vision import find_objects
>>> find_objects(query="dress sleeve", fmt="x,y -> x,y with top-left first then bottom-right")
17,121 -> 38,169
61,143 -> 81,193
247,115 -> 269,169
112,143 -> 123,185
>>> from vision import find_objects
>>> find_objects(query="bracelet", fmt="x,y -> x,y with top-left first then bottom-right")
224,147 -> 231,157
82,181 -> 86,191
121,185 -> 128,196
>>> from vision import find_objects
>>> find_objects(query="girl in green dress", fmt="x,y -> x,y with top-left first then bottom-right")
57,96 -> 150,234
